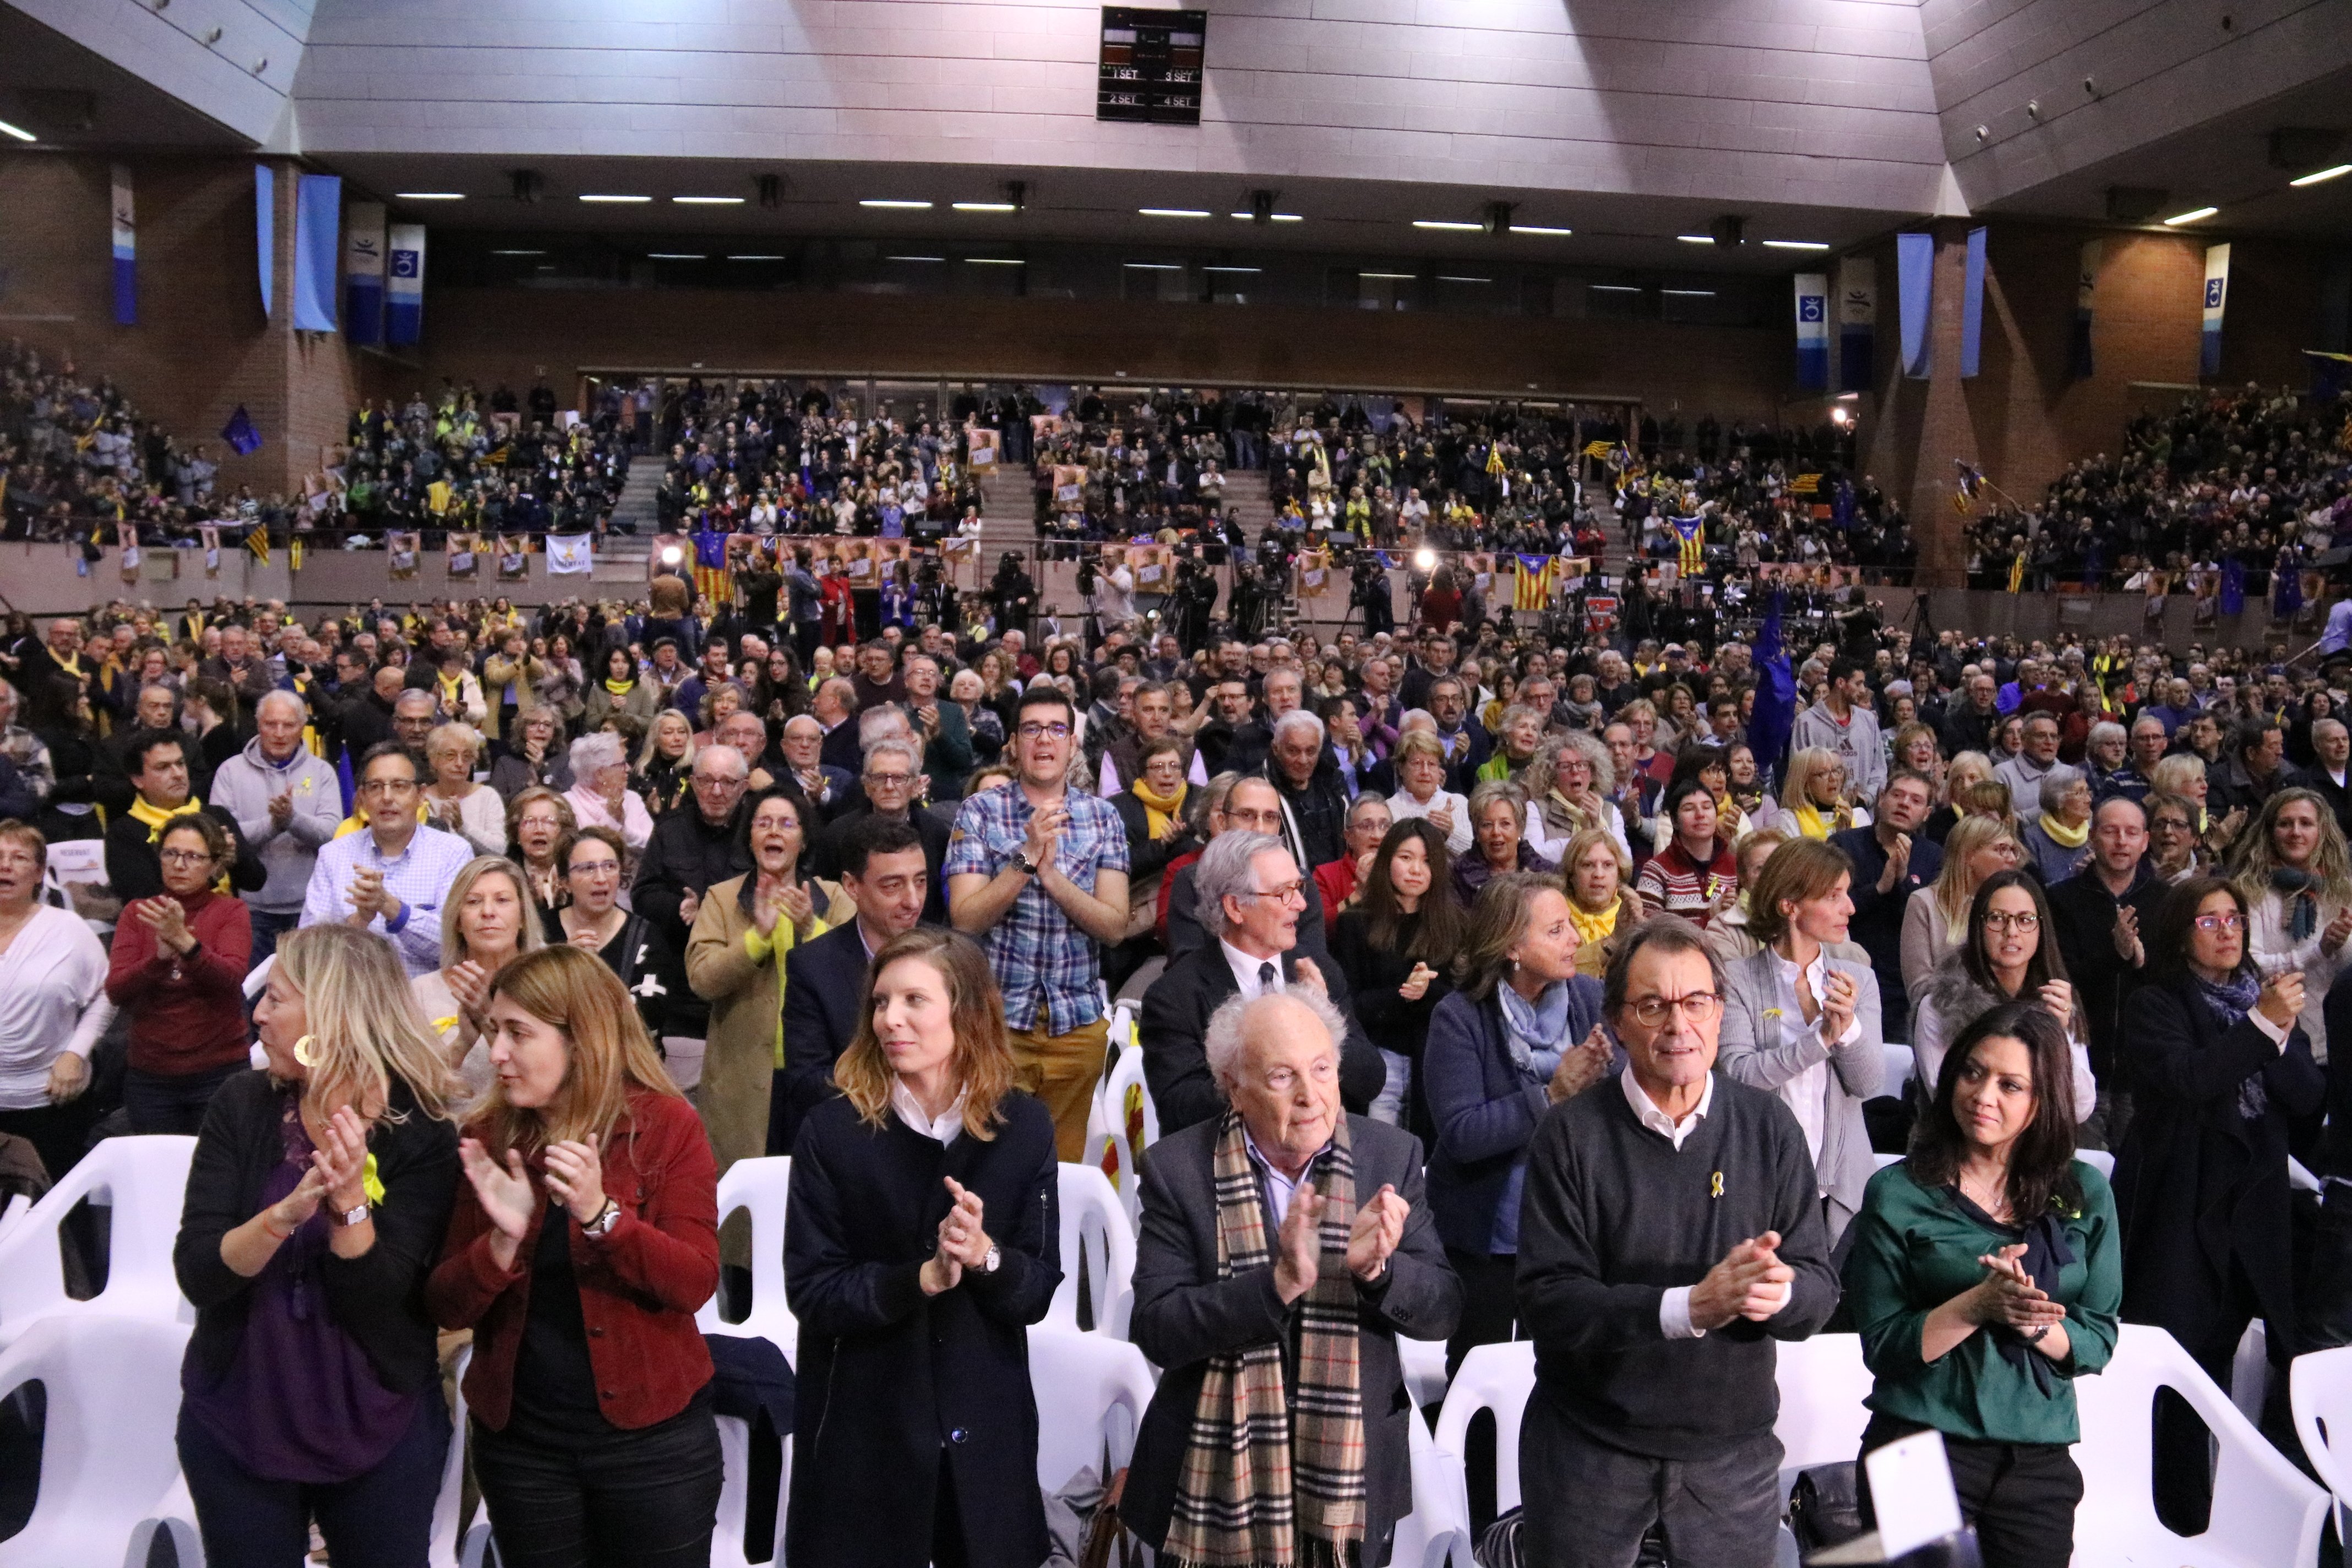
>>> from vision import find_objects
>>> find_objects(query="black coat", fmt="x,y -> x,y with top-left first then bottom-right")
1330,909 -> 1451,1143
2045,862 -> 2168,1089
1125,1114 -> 1461,1567
104,804 -> 268,901
631,801 -> 753,1036
1166,861 -> 1334,972
1138,943 -> 1384,1136
785,1092 -> 1061,1568
776,920 -> 875,1156
808,805 -> 951,925
2113,981 -> 2326,1357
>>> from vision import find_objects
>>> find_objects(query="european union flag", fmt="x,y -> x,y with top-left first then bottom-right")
221,405 -> 263,456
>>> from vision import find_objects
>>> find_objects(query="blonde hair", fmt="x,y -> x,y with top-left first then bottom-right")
2230,786 -> 2352,907
835,929 -> 1018,1142
439,855 -> 547,970
1559,825 -> 1629,911
1934,815 -> 2019,930
641,708 -> 697,772
475,945 -> 680,1155
273,924 -> 461,1125
1779,747 -> 1847,812
2149,753 -> 2208,799
1943,750 -> 1992,805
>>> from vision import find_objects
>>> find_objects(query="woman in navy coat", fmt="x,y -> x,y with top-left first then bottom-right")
785,929 -> 1063,1567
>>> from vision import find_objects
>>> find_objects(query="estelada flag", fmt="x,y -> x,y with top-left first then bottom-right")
1512,554 -> 1554,611
1670,516 -> 1705,576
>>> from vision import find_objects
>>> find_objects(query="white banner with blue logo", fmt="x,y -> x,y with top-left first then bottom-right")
1837,257 -> 1873,393
1794,273 -> 1828,390
346,201 -> 385,345
110,165 -> 135,326
388,224 -> 426,344
2201,243 -> 2231,378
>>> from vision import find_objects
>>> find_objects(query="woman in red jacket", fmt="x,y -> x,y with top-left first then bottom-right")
107,812 -> 254,1134
427,944 -> 720,1568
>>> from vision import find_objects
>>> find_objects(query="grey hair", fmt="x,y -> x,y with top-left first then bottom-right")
394,687 -> 439,714
2087,721 -> 2126,752
1270,707 -> 1325,747
569,731 -> 625,776
1194,830 -> 1286,940
1397,707 -> 1436,734
857,703 -> 912,746
254,688 -> 307,721
1557,728 -> 1616,796
1347,791 -> 1390,825
426,721 -> 482,759
2317,718 -> 2349,742
862,736 -> 920,775
2037,765 -> 2087,819
1202,988 -> 1350,1092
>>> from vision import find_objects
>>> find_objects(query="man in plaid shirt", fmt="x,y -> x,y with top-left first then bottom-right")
947,687 -> 1131,1158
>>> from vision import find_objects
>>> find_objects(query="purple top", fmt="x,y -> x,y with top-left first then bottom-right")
180,1092 -> 419,1484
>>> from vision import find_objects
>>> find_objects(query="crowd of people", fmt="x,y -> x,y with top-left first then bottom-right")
0,359 -> 2348,1567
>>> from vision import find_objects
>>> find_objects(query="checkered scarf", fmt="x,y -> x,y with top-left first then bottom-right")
1163,1111 -> 1366,1568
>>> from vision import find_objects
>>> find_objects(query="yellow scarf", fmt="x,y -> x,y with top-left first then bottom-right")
129,794 -> 201,842
1568,896 -> 1620,948
1132,777 -> 1188,841
605,676 -> 636,696
2039,813 -> 2089,850
1790,802 -> 1851,840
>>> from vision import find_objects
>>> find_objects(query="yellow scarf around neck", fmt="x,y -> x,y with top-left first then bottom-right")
2039,813 -> 2089,850
1790,802 -> 1850,841
1568,896 -> 1620,948
1132,777 -> 1188,841
129,794 -> 201,841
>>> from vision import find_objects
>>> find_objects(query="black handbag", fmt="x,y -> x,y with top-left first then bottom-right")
1789,1462 -> 1868,1553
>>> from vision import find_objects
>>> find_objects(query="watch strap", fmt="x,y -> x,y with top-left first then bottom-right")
330,1201 -> 371,1228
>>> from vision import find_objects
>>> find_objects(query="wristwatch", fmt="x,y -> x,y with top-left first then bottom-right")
982,1244 -> 1002,1276
329,1200 -> 371,1229
583,1199 -> 622,1238
1012,851 -> 1038,876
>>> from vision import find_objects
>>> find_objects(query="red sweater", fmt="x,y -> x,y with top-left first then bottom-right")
104,888 -> 253,1076
427,1088 -> 720,1431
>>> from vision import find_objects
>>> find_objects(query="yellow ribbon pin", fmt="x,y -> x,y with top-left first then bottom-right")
1710,1171 -> 1725,1199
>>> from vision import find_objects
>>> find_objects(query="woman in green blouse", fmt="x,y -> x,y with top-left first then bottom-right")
1843,1000 -> 2122,1568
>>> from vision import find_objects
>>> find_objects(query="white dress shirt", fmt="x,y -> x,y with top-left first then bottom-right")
1762,946 -> 1863,1171
891,1080 -> 968,1145
1620,1069 -> 1790,1338
1222,939 -> 1287,1001
1243,1125 -> 1329,1229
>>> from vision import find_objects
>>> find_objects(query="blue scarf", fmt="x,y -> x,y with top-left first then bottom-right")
1496,979 -> 1574,1081
2193,970 -> 2272,1122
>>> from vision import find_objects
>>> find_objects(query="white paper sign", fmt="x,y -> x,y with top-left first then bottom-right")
1865,1429 -> 1963,1559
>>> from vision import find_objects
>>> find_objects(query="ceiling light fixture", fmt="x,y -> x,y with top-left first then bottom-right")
395,192 -> 465,200
673,195 -> 744,205
1589,284 -> 1641,292
887,255 -> 946,263
579,194 -> 651,203
0,118 -> 38,143
1124,261 -> 1184,270
1202,265 -> 1262,273
646,253 -> 707,260
1361,271 -> 1415,280
1232,212 -> 1303,222
1438,275 -> 1490,284
2290,165 -> 2351,187
1677,235 -> 1715,243
859,199 -> 932,209
490,248 -> 547,256
1513,225 -> 1571,236
1139,207 -> 1212,218
1761,239 -> 1830,251
1412,220 -> 1482,231
2162,206 -> 2218,225
1661,288 -> 1716,297
726,254 -> 786,260
953,201 -> 1018,212
965,257 -> 1026,265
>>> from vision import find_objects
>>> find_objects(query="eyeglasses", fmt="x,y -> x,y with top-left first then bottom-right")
1018,722 -> 1071,739
2193,912 -> 2245,932
1981,911 -> 2041,932
360,777 -> 419,795
159,848 -> 215,867
865,771 -> 915,787
1624,992 -> 1722,1028
693,774 -> 747,790
1244,879 -> 1308,905
568,858 -> 621,878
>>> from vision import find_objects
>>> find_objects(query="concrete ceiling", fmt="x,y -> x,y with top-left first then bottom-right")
0,4 -> 252,147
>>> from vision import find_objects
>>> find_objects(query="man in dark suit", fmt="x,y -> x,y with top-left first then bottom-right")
2299,716 -> 2352,837
807,734 -> 952,924
1125,988 -> 1460,1568
771,816 -> 932,1153
1140,830 -> 1382,1135
814,675 -> 863,775
1163,776 -> 1335,971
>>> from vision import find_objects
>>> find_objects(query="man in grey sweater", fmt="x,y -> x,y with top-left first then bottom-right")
207,688 -> 342,968
1516,919 -> 1841,1568
1789,658 -> 1885,805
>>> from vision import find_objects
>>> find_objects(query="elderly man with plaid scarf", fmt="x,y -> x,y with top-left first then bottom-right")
1125,989 -> 1461,1568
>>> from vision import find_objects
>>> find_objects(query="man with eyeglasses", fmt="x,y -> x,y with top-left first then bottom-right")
1516,919 -> 1839,1568
299,742 -> 474,977
1139,830 -> 1381,1135
633,743 -> 756,1052
1164,776 -> 1339,971
813,736 -> 951,923
2048,794 -> 2164,1140
900,652 -> 971,801
947,688 -> 1131,1160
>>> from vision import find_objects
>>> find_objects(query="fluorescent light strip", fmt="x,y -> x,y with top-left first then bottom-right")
1140,208 -> 1211,218
0,118 -> 37,143
395,192 -> 465,200
1677,234 -> 1715,244
1589,284 -> 1641,292
953,201 -> 1017,212
1438,275 -> 1490,284
2162,206 -> 2218,225
887,255 -> 946,263
965,257 -> 1025,265
646,253 -> 707,260
579,194 -> 651,204
490,249 -> 546,256
727,254 -> 786,260
2290,164 -> 2352,188
1513,225 -> 1571,236
1412,220 -> 1482,231
860,199 -> 933,210
1360,271 -> 1415,280
1202,265 -> 1261,273
1661,288 -> 1715,297
1761,239 -> 1829,251
1124,262 -> 1184,270
673,195 -> 744,205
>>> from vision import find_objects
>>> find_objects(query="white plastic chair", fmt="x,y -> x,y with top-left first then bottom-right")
710,1417 -> 791,1568
429,1344 -> 476,1568
1049,1163 -> 1136,1338
2291,1345 -> 2352,1542
1027,1324 -> 1157,1495
695,1156 -> 797,1359
0,1314 -> 201,1567
2234,1319 -> 2271,1430
1094,1043 -> 1161,1224
1431,1340 -> 1537,1512
1880,1042 -> 1914,1101
0,1134 -> 197,1347
1391,1386 -> 1472,1568
0,1191 -> 24,1246
2073,1323 -> 2328,1568
1873,1150 -> 1903,1171
2077,1147 -> 2116,1178
1772,1333 -> 1874,1485
1398,1334 -> 1451,1409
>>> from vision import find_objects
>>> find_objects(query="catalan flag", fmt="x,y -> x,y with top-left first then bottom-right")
1670,515 -> 1705,576
1953,460 -> 1983,514
245,527 -> 270,567
288,536 -> 304,572
1582,439 -> 1616,459
2007,550 -> 2028,594
1789,472 -> 1822,496
690,522 -> 733,609
1512,554 -> 1555,611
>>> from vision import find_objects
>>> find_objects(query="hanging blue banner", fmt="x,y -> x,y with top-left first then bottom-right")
254,165 -> 275,319
345,200 -> 385,345
387,223 -> 426,345
292,174 -> 341,332
1793,273 -> 1829,390
110,165 -> 135,326
2071,240 -> 2100,380
2201,244 -> 2231,378
1959,227 -> 1987,378
1897,232 -> 1934,378
1838,257 -> 1874,393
